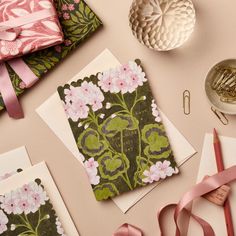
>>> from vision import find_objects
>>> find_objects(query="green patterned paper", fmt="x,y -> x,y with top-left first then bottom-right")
58,60 -> 178,201
0,179 -> 66,235
0,0 -> 102,111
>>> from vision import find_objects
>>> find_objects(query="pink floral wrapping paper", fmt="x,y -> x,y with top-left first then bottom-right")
0,0 -> 64,61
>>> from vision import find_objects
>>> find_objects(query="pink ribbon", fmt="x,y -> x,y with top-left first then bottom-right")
0,58 -> 38,118
0,7 -> 56,41
158,165 -> 236,236
113,224 -> 143,236
115,165 -> 236,236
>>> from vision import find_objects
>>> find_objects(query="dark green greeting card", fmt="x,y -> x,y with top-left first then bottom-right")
0,179 -> 65,235
58,60 -> 178,201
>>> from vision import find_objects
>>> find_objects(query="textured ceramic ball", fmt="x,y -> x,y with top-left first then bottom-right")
129,0 -> 196,51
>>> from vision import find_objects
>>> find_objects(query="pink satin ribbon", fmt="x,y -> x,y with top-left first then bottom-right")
0,59 -> 38,118
115,165 -> 236,236
0,7 -> 56,41
113,224 -> 143,236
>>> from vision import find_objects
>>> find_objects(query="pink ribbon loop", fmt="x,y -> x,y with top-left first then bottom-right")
0,58 -> 38,119
113,223 -> 143,236
158,165 -> 236,236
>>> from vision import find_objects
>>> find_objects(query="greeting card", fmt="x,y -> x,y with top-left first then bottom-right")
0,162 -> 79,235
0,179 -> 65,235
58,60 -> 179,200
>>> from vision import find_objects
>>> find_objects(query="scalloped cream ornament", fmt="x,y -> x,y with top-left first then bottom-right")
129,0 -> 196,51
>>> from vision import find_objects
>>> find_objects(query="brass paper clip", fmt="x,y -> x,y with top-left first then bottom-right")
183,90 -> 190,115
211,107 -> 229,125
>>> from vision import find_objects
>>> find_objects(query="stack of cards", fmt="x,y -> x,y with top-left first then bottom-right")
0,147 -> 79,235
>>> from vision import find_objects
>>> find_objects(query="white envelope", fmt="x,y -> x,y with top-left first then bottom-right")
36,49 -> 196,213
0,146 -> 31,176
0,162 -> 80,236
188,134 -> 236,235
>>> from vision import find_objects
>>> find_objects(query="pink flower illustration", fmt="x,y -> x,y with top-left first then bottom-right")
18,198 -> 31,214
64,86 -> 80,103
55,45 -> 62,53
88,174 -> 100,185
0,39 -> 22,56
156,160 -> 175,179
74,0 -> 80,3
115,76 -> 129,94
0,210 -> 8,234
20,184 -> 33,196
84,158 -> 100,185
142,161 -> 175,183
80,81 -> 94,101
73,99 -> 89,119
0,181 -> 49,216
56,217 -> 66,236
142,165 -> 160,183
120,64 -> 132,74
90,98 -> 103,111
63,12 -> 70,20
84,158 -> 98,169
128,61 -> 147,82
27,182 -> 48,212
98,70 -> 119,93
0,193 -> 21,215
79,81 -> 104,111
68,4 -> 75,11
61,4 -> 68,11
64,39 -> 72,46
151,100 -> 162,122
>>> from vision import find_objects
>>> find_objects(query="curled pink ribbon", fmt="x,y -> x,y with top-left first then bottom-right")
113,224 -> 143,236
115,165 -> 236,236
158,165 -> 236,236
0,59 -> 38,118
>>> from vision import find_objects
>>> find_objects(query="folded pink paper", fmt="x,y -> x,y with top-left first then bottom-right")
0,0 -> 63,61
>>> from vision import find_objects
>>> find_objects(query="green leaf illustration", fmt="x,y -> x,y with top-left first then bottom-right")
142,124 -> 172,159
101,114 -> 138,137
98,152 -> 129,180
77,128 -> 107,157
94,183 -> 119,201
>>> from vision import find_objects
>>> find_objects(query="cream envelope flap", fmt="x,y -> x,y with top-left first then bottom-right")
0,162 -> 79,236
188,134 -> 236,235
36,49 -> 196,212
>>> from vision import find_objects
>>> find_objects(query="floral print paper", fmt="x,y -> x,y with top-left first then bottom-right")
0,0 -> 102,111
0,0 -> 63,61
58,60 -> 179,201
0,179 -> 66,235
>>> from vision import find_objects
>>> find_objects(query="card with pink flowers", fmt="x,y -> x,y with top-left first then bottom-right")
57,60 -> 179,201
0,179 -> 66,235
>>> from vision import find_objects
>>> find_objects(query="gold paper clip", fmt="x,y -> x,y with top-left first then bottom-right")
183,90 -> 190,115
211,107 -> 229,125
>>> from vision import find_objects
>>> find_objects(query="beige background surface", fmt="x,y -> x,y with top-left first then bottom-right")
1,0 -> 236,235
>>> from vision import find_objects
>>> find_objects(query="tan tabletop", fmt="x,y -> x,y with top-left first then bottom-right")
1,0 -> 236,235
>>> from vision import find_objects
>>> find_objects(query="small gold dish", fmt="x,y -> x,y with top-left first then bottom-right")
205,59 -> 236,115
